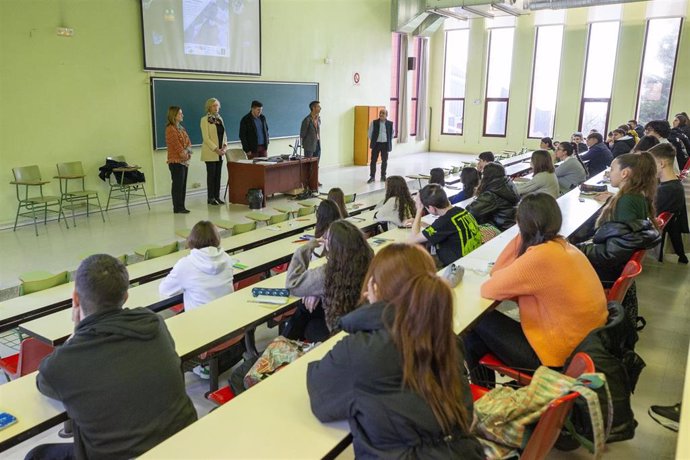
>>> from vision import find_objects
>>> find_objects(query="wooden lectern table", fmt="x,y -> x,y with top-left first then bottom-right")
227,158 -> 318,206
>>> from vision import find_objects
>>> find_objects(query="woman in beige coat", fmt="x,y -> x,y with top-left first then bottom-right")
201,98 -> 227,205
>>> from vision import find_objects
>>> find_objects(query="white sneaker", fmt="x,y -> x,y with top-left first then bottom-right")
192,365 -> 210,380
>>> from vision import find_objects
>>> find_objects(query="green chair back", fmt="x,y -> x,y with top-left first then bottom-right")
344,193 -> 356,204
56,161 -> 85,177
232,221 -> 257,235
19,271 -> 70,296
13,165 -> 42,183
268,213 -> 289,225
297,206 -> 315,217
144,241 -> 179,260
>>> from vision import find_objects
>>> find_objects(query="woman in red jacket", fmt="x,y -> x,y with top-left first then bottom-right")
165,106 -> 192,213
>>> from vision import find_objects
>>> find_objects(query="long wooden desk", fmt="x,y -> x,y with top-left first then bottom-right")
676,341 -> 690,459
0,227 -> 408,452
16,212 -> 380,347
0,203 -> 376,334
228,158 -> 319,206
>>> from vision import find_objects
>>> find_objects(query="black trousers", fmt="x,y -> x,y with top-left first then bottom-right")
168,163 -> 188,211
666,227 -> 687,260
24,443 -> 75,460
205,159 -> 223,201
304,140 -> 321,163
463,309 -> 541,386
369,143 -> 389,179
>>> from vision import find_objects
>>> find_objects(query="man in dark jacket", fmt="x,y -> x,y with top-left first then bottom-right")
367,108 -> 394,183
239,100 -> 270,159
580,133 -> 613,177
628,119 -> 645,139
27,255 -> 197,460
645,119 -> 689,170
610,128 -> 635,158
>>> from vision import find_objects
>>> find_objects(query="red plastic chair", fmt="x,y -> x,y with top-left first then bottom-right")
478,349 -> 595,388
656,211 -> 674,262
0,338 -> 54,380
473,353 -> 595,460
678,158 -> 690,180
606,260 -> 642,303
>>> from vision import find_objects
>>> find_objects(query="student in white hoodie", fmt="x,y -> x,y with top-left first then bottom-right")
159,220 -> 235,311
159,221 -> 235,379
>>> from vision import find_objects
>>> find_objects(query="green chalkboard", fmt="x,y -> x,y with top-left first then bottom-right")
151,77 -> 319,149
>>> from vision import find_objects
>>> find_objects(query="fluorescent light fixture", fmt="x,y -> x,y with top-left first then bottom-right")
462,6 -> 495,19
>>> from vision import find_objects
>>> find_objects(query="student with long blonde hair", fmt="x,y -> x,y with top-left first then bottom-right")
308,244 -> 482,459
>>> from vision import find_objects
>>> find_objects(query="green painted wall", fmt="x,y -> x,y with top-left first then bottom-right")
0,0 -> 427,227
428,1 -> 690,156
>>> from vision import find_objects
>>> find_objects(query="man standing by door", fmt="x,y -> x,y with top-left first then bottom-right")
367,109 -> 393,184
300,100 -> 322,186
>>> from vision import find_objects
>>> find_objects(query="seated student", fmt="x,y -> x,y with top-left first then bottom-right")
650,143 -> 689,264
540,136 -> 557,163
611,128 -> 636,158
428,167 -> 446,186
466,162 -> 520,231
159,221 -> 234,312
571,131 -> 588,153
631,134 -> 660,153
449,167 -> 479,204
463,194 -> 608,385
580,132 -> 613,177
327,187 -> 349,218
555,141 -> 587,194
285,220 -> 373,341
620,123 -> 640,144
374,175 -> 415,228
314,199 -> 342,238
645,119 -> 689,170
629,119 -> 645,139
307,244 -> 484,459
515,150 -> 559,198
476,151 -> 495,173
27,255 -> 197,460
674,113 -> 690,139
577,152 -> 661,286
409,184 -> 482,267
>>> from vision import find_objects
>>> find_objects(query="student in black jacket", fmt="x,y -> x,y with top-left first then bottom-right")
650,143 -> 689,263
307,244 -> 483,460
580,132 -> 613,177
466,162 -> 520,231
27,255 -> 197,460
611,128 -> 635,158
645,119 -> 689,170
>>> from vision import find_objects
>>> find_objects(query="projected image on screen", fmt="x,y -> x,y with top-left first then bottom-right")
183,0 -> 229,58
141,0 -> 261,75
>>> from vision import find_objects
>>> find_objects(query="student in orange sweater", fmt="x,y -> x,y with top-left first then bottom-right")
463,193 -> 608,385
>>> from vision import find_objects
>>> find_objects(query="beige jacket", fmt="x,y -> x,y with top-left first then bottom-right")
200,114 -> 227,162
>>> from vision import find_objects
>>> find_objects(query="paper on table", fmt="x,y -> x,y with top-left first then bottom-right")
234,159 -> 253,164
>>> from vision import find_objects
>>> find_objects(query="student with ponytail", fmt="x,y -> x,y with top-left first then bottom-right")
307,244 -> 483,459
578,152 -> 662,286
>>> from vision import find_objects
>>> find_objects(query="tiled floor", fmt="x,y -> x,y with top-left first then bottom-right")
1,151 -> 688,459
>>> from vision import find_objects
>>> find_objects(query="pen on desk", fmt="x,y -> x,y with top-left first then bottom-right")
247,300 -> 286,305
349,217 -> 365,222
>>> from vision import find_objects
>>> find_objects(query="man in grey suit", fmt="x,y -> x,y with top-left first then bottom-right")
300,100 -> 321,186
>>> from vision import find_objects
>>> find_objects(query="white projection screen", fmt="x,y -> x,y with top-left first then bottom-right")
140,0 -> 261,75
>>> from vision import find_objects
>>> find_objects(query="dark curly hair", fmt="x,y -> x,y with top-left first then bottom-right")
323,220 -> 373,330
384,176 -> 415,224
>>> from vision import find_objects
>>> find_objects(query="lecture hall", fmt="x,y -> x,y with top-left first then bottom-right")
1,0 -> 690,459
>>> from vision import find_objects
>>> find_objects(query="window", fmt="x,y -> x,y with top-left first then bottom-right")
528,25 -> 564,139
390,33 -> 402,138
636,18 -> 683,123
441,29 -> 470,135
410,37 -> 422,136
579,21 -> 620,135
483,27 -> 515,137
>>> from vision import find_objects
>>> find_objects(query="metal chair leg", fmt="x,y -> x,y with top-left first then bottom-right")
96,195 -> 105,222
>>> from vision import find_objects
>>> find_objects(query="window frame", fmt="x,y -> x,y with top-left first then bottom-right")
483,27 -> 514,138
441,29 -> 469,136
527,25 -> 564,139
634,17 -> 684,123
410,37 -> 422,137
578,20 -> 620,135
390,32 -> 402,138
